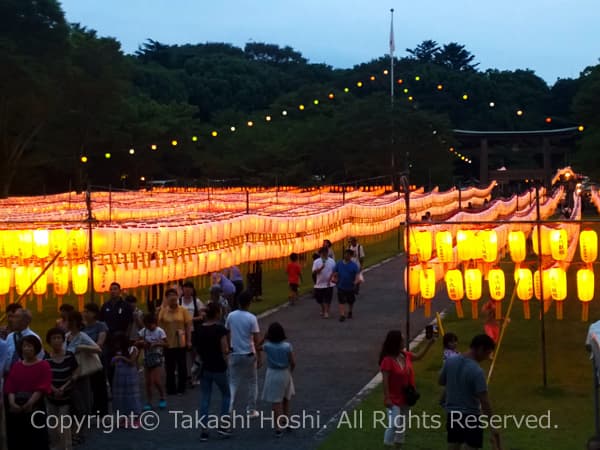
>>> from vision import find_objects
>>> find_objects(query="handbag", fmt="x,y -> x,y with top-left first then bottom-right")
76,351 -> 103,377
404,384 -> 420,406
144,350 -> 162,369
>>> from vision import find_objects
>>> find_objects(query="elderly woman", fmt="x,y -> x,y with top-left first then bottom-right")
66,310 -> 101,444
4,335 -> 52,450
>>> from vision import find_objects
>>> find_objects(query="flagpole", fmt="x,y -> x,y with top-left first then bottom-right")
390,8 -> 395,106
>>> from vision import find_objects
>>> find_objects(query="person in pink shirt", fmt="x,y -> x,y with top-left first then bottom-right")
285,253 -> 303,306
4,335 -> 52,450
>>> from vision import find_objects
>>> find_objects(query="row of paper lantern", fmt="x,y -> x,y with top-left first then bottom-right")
405,265 -> 594,303
406,228 -> 597,264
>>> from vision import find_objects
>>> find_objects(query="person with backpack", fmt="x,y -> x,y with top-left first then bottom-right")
179,281 -> 204,387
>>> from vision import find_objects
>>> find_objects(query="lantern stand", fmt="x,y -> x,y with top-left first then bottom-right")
535,183 -> 548,388
86,187 -> 97,304
14,252 -> 62,305
108,184 -> 112,224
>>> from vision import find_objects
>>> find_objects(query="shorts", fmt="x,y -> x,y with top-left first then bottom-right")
289,283 -> 299,293
337,288 -> 356,305
314,287 -> 334,304
446,412 -> 483,449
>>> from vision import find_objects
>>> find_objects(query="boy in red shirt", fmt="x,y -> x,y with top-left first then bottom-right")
286,253 -> 303,306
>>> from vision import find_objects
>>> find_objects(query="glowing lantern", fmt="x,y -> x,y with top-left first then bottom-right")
0,267 -> 10,296
15,266 -> 31,296
580,229 -> 598,263
508,231 -> 526,263
515,268 -> 533,318
532,227 -> 551,255
30,266 -> 47,296
94,265 -> 114,293
465,268 -> 482,318
403,265 -> 421,296
16,231 -> 34,259
480,230 -> 498,263
436,231 -> 453,263
0,231 -> 16,258
53,265 -> 69,297
444,269 -> 464,318
578,268 -> 594,321
33,230 -> 49,259
534,269 -> 551,303
457,230 -> 474,261
488,268 -> 505,301
550,229 -> 568,261
72,264 -> 88,296
49,229 -> 68,256
66,229 -> 87,259
419,268 -> 436,300
548,267 -> 567,319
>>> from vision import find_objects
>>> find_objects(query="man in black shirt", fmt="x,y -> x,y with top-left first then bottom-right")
98,282 -> 133,386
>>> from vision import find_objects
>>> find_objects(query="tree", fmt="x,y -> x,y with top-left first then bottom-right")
572,63 -> 600,179
244,42 -> 307,65
0,0 -> 69,197
406,40 -> 441,62
435,42 -> 479,71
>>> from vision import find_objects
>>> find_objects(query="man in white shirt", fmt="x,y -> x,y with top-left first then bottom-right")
225,291 -> 261,417
4,308 -> 43,374
312,246 -> 337,318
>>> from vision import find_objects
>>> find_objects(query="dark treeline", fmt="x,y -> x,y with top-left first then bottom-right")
1,0 -> 598,196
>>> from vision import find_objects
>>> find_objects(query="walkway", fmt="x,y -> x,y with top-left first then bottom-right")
79,255 -> 450,450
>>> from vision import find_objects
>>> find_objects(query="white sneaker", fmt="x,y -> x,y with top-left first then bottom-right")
247,410 -> 260,419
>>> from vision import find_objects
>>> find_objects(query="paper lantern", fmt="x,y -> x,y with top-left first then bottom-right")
419,268 -> 436,300
15,266 -> 31,296
67,229 -> 87,259
416,230 -> 433,261
465,268 -> 482,301
550,229 -> 568,261
481,230 -> 498,263
457,230 -> 475,261
532,227 -> 551,255
515,268 -> 533,301
444,269 -> 464,301
436,231 -> 453,263
580,229 -> 598,263
578,268 -> 594,321
508,230 -> 526,263
93,265 -> 114,293
548,267 -> 567,301
0,267 -> 10,295
488,268 -> 505,301
49,229 -> 68,256
33,230 -> 50,259
53,265 -> 69,296
403,265 -> 421,296
16,231 -> 33,259
577,268 -> 594,302
31,266 -> 47,296
71,264 -> 88,296
534,269 -> 551,301
0,231 -> 16,258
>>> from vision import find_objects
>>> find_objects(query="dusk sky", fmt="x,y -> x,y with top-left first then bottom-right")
59,0 -> 599,84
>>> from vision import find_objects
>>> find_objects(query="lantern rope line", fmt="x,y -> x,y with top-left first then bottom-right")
487,276 -> 519,385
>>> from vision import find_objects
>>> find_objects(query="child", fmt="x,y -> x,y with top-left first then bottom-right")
285,253 -> 302,306
209,284 -> 230,323
138,313 -> 167,411
482,300 -> 500,343
442,332 -> 460,361
111,333 -> 142,428
262,322 -> 296,437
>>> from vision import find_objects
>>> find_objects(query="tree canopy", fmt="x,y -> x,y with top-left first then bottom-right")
0,5 -> 596,196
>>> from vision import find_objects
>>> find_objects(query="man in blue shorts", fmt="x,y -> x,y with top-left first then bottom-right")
439,334 -> 500,450
331,249 -> 360,322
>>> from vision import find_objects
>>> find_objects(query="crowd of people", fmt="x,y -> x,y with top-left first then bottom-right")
0,235 -> 502,450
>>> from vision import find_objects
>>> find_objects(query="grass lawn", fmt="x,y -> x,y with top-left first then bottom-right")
318,263 -> 600,450
3,228 -> 403,337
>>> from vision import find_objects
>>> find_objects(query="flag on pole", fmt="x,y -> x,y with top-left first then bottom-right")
389,10 -> 395,55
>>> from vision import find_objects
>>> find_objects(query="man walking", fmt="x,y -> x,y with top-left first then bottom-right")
439,334 -> 500,450
312,246 -> 336,319
225,291 -> 261,417
332,249 -> 360,322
